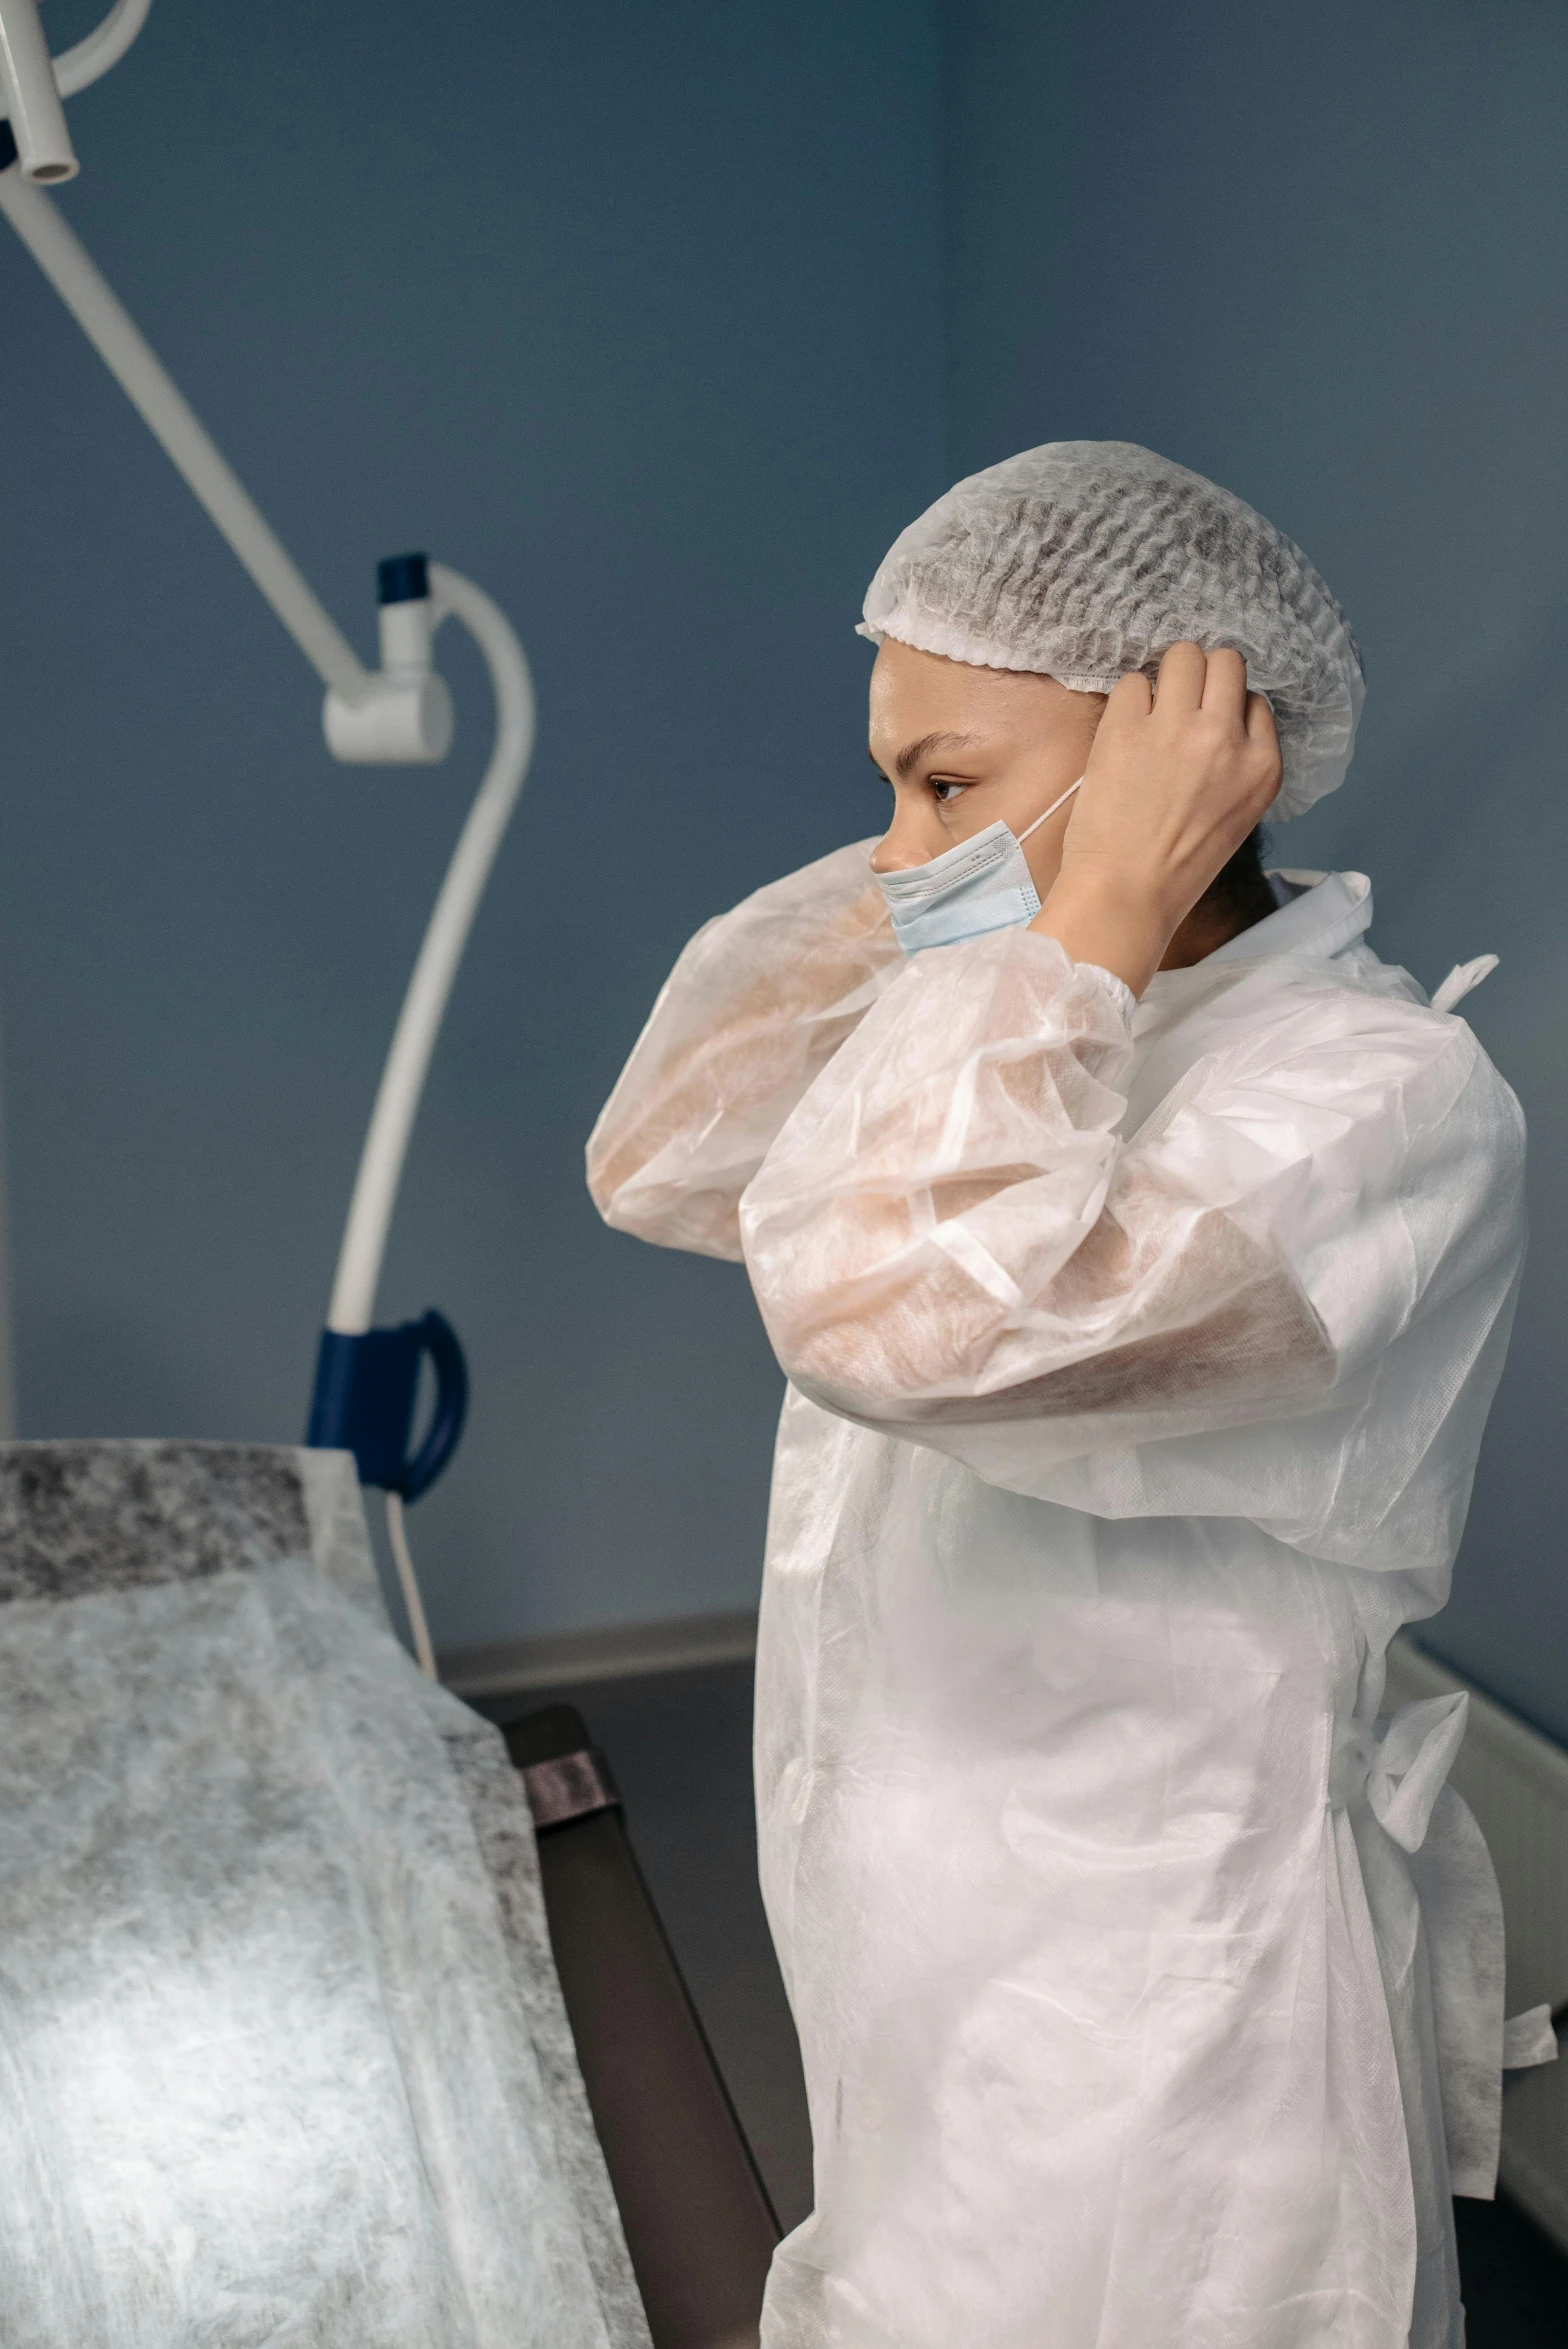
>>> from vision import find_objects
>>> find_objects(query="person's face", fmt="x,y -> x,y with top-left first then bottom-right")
867,638 -> 1107,897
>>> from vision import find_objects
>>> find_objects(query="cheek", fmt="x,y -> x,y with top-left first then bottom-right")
1019,810 -> 1074,898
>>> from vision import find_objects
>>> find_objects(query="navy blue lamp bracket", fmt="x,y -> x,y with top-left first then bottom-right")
306,1311 -> 468,1500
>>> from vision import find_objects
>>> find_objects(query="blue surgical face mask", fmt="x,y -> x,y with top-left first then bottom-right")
877,778 -> 1082,954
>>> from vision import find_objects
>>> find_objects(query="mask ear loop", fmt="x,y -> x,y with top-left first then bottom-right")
1016,774 -> 1083,847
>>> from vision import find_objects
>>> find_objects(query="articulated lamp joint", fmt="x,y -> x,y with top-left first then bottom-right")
322,551 -> 456,765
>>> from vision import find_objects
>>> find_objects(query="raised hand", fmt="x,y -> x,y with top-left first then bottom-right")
1032,643 -> 1282,994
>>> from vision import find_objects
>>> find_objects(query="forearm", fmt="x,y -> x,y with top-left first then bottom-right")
587,841 -> 899,1255
589,994 -> 868,1257
741,929 -> 1136,1396
743,927 -> 1490,1465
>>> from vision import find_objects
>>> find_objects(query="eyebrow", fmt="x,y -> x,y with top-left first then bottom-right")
870,730 -> 984,782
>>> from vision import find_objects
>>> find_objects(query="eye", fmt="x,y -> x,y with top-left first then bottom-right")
931,780 -> 969,805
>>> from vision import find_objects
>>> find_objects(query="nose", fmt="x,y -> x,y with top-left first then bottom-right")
869,799 -> 936,875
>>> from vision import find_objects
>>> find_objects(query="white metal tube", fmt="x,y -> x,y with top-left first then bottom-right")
0,154 -> 530,1357
0,0 -> 77,181
0,0 -> 153,112
52,0 -> 153,100
0,172 -> 370,701
326,564 -> 535,1333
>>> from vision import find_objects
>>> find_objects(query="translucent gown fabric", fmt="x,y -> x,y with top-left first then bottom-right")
586,845 -> 1530,2349
858,442 -> 1365,819
0,1442 -> 648,2349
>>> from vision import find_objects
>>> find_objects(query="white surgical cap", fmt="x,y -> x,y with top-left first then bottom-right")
858,441 -> 1365,820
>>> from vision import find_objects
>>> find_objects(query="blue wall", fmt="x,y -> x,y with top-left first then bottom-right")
5,1 -> 1564,1740
945,0 -> 1568,1741
0,0 -> 943,1645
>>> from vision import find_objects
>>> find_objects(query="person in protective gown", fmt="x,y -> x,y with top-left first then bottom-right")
586,444 -> 1550,2349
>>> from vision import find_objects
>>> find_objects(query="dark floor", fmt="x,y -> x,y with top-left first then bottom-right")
480,1659 -> 1567,2344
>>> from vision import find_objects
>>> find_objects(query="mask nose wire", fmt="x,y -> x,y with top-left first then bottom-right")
1016,775 -> 1083,847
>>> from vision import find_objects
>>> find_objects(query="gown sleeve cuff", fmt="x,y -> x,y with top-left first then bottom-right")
1073,960 -> 1138,1028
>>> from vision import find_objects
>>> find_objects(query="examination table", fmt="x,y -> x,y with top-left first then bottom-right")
0,1440 -> 777,2349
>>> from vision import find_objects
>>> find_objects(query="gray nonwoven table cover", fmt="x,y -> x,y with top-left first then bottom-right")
0,1440 -> 650,2349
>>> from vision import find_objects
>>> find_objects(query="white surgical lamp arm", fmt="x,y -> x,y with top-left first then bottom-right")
328,567 -> 535,1334
0,0 -> 154,188
0,171 -> 371,699
1,0 -> 533,1677
50,0 -> 153,98
0,171 -> 535,1356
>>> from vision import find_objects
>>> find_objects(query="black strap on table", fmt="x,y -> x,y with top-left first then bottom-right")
520,1743 -> 621,1831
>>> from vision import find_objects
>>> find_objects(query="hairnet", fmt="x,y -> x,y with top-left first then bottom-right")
858,441 -> 1365,820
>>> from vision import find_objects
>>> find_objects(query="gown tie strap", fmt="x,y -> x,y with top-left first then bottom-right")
1331,1692 -> 1557,2198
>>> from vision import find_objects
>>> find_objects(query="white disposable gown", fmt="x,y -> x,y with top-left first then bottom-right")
586,842 -> 1533,2349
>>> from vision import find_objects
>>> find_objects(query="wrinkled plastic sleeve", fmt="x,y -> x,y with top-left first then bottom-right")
739,925 -> 1524,1568
586,839 -> 900,1260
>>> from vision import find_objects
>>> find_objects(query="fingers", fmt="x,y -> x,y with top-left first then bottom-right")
1200,646 -> 1248,719
1100,655 -> 1280,816
1245,690 -> 1283,805
1152,642 -> 1207,709
1105,669 -> 1153,719
1151,642 -> 1252,726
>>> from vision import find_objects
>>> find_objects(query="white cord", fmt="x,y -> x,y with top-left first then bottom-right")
326,565 -> 535,1334
50,0 -> 152,102
1016,774 -> 1083,845
385,1489 -> 437,1679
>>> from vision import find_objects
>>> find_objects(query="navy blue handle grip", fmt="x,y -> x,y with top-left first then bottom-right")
306,1309 -> 468,1500
401,1310 -> 468,1500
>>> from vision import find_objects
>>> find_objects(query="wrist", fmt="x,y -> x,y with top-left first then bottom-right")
1028,867 -> 1173,996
